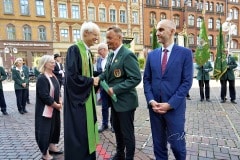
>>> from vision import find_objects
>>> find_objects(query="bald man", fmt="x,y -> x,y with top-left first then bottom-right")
143,19 -> 193,160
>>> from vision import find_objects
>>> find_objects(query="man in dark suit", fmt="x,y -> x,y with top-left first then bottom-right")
220,51 -> 238,104
96,43 -> 112,133
53,53 -> 64,89
95,26 -> 142,160
143,19 -> 193,160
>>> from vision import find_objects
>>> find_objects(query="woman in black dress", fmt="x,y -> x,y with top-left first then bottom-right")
35,55 -> 63,160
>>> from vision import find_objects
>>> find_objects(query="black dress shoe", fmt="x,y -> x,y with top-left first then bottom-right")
220,100 -> 226,103
206,99 -> 211,102
2,111 -> 8,115
200,99 -> 204,102
231,100 -> 237,104
19,111 -> 24,114
186,97 -> 191,100
23,110 -> 28,113
49,150 -> 63,154
98,125 -> 108,133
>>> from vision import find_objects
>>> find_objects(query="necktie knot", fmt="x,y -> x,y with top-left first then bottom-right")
163,49 -> 168,53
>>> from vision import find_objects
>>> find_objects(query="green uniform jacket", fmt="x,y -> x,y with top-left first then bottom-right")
12,67 -> 29,90
0,67 -> 7,90
196,61 -> 213,80
220,56 -> 238,80
99,46 -> 142,112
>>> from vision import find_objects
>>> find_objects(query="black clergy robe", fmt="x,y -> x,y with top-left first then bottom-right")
64,43 -> 98,160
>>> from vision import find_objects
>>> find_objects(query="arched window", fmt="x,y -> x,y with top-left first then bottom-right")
120,10 -> 126,23
216,3 -> 219,12
99,8 -> 106,22
208,18 -> 213,29
150,12 -> 156,26
205,1 -> 209,11
38,26 -> 46,41
160,13 -> 166,21
188,15 -> 195,26
7,24 -> 16,40
208,35 -> 213,46
197,17 -> 203,28
209,2 -> 213,11
233,8 -> 238,20
23,25 -> 31,41
216,19 -> 221,29
88,6 -> 95,21
173,15 -> 180,27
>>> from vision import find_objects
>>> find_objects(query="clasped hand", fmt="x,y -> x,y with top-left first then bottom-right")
151,100 -> 171,114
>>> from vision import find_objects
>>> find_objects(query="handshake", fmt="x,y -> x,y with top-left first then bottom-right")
93,77 -> 100,86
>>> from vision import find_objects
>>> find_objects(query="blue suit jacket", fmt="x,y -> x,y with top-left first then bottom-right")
143,44 -> 193,113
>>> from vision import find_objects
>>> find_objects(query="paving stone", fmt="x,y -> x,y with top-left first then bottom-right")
1,79 -> 240,159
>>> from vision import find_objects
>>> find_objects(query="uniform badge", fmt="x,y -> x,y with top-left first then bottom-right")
114,69 -> 121,77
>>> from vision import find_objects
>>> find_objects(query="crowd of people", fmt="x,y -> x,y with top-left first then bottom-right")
0,20 -> 238,160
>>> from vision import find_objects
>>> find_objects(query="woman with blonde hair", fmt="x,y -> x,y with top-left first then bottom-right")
12,57 -> 29,114
35,55 -> 63,160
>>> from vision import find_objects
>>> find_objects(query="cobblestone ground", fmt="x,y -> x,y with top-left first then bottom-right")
0,78 -> 240,160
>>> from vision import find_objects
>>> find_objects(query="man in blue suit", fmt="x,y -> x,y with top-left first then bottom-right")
143,19 -> 193,160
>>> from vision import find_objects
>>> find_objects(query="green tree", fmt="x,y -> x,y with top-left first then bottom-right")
152,27 -> 160,49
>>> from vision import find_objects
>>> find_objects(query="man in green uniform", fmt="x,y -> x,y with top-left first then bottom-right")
95,25 -> 142,160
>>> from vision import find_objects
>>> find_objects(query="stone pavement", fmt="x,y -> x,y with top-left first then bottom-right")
0,78 -> 240,160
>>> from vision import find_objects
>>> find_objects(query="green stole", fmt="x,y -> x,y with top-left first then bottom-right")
76,41 -> 99,154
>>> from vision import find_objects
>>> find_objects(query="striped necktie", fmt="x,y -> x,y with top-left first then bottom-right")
161,49 -> 168,74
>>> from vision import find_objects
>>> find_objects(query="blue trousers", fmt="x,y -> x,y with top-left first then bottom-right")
149,108 -> 186,160
100,88 -> 111,127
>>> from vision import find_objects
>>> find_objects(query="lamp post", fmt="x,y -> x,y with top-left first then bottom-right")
222,16 -> 237,53
4,46 -> 18,64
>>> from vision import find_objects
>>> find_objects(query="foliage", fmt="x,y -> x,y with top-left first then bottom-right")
123,43 -> 131,48
233,55 -> 238,61
138,58 -> 145,69
152,27 -> 160,49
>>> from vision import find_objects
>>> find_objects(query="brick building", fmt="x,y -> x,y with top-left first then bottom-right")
143,0 -> 240,61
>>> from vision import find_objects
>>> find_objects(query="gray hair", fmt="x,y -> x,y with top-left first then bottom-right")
38,55 -> 54,73
98,43 -> 108,50
80,21 -> 100,40
107,25 -> 123,38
